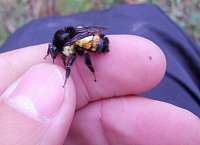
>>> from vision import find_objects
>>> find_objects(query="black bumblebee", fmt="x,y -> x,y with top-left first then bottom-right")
44,25 -> 109,86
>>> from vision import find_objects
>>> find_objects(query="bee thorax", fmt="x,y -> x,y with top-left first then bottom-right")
63,45 -> 74,56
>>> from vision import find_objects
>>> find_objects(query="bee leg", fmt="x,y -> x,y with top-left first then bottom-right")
83,51 -> 97,82
52,59 -> 55,64
61,54 -> 66,67
63,54 -> 77,87
44,47 -> 55,64
44,46 -> 50,59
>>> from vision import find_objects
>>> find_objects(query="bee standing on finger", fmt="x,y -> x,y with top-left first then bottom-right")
44,26 -> 109,87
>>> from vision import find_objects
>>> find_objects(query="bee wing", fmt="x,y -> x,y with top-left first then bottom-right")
65,26 -> 108,46
65,32 -> 89,46
76,26 -> 108,33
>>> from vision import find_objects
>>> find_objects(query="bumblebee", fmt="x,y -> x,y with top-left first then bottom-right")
44,25 -> 109,86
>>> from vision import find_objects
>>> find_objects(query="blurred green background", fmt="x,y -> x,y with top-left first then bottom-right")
0,0 -> 199,47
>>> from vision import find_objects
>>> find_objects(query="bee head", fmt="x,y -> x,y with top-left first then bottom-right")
52,29 -> 70,48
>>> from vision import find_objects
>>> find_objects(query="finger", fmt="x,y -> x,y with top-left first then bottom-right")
0,63 -> 76,145
65,97 -> 200,145
0,44 -> 46,94
72,35 -> 166,108
0,35 -> 166,109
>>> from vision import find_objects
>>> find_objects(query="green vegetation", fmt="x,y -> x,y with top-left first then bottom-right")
0,0 -> 199,46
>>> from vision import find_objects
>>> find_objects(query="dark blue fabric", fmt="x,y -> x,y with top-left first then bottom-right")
1,4 -> 200,117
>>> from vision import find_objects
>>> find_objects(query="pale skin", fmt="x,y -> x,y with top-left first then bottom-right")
0,35 -> 199,145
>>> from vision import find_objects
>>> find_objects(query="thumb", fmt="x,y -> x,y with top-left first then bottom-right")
0,63 -> 76,145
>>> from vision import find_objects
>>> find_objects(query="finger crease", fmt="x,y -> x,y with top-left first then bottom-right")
99,100 -> 112,145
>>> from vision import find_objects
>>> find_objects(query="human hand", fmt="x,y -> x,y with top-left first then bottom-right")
0,35 -> 199,145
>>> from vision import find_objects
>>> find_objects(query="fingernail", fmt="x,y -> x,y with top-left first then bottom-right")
4,64 -> 65,120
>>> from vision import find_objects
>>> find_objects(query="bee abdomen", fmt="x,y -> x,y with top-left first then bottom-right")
75,35 -> 100,51
96,34 -> 109,53
75,36 -> 93,49
91,35 -> 100,51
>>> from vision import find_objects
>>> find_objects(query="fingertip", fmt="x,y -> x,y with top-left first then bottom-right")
108,35 -> 166,88
135,98 -> 200,144
91,35 -> 166,94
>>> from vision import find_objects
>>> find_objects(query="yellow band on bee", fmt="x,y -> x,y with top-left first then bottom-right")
92,35 -> 100,51
75,35 -> 100,51
75,36 -> 93,48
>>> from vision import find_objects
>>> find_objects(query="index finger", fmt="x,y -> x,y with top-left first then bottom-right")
72,35 -> 166,108
0,35 -> 166,108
